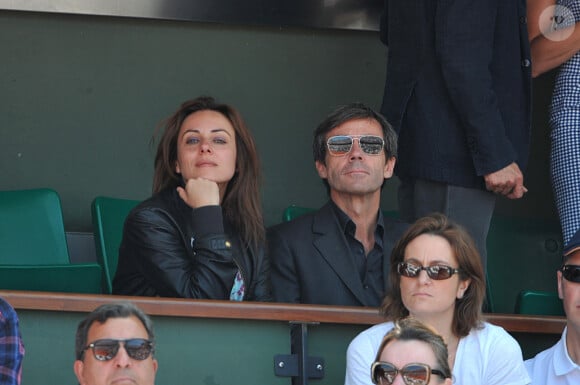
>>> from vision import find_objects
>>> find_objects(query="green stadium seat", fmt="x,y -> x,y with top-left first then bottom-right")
91,196 -> 140,294
514,290 -> 564,316
486,216 -> 563,314
0,188 -> 102,293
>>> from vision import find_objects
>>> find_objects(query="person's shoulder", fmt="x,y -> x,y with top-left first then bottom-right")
0,297 -> 17,322
267,208 -> 322,236
467,322 -> 522,350
349,321 -> 394,350
125,190 -> 182,229
472,321 -> 513,338
524,338 -> 560,384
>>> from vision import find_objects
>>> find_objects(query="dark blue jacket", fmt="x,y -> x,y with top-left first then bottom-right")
380,0 -> 532,189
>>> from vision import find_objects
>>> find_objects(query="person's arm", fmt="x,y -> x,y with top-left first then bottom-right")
266,226 -> 301,303
528,0 -> 580,77
0,304 -> 24,385
122,205 -> 239,299
248,246 -> 273,302
436,0 -> 526,198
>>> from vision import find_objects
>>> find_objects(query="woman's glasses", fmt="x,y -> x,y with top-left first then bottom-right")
326,135 -> 385,156
371,362 -> 446,385
561,264 -> 580,283
84,338 -> 154,361
397,262 -> 460,280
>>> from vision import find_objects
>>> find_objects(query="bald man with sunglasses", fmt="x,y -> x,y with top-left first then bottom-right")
74,302 -> 158,385
525,229 -> 580,384
268,103 -> 408,307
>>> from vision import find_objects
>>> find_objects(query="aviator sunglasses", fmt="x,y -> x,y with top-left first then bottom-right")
326,135 -> 385,156
84,338 -> 154,361
561,264 -> 580,283
397,261 -> 461,280
371,362 -> 446,385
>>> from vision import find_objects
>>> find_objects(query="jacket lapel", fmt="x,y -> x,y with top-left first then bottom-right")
311,202 -> 370,306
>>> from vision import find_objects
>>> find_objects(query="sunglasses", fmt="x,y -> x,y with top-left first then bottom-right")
397,261 -> 460,280
326,135 -> 385,156
371,362 -> 446,385
84,338 -> 154,361
561,264 -> 580,283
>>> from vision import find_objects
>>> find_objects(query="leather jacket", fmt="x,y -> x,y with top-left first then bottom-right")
113,188 -> 271,301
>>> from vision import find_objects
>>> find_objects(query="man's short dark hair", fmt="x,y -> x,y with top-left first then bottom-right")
75,302 -> 155,360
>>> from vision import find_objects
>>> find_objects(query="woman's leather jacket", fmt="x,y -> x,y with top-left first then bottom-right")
113,188 -> 271,301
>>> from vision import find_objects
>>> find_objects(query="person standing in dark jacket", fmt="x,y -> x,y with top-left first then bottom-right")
113,96 -> 271,301
380,0 -> 532,270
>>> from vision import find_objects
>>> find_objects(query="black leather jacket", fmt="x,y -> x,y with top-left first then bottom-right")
113,188 -> 271,301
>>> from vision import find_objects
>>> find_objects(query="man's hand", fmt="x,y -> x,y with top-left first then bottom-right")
177,178 -> 220,208
484,162 -> 528,199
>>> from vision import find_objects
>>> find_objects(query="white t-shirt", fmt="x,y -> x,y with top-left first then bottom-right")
525,327 -> 580,384
345,321 -> 530,385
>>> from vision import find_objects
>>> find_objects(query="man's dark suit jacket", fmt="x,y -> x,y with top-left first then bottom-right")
267,202 -> 408,307
380,0 -> 532,189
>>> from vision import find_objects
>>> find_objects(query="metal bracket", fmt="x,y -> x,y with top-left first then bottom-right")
274,354 -> 324,379
273,322 -> 324,384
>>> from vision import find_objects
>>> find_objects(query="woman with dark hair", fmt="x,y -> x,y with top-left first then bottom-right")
371,317 -> 452,385
113,96 -> 271,301
346,213 -> 529,385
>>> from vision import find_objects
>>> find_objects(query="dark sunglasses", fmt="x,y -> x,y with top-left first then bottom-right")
397,261 -> 460,280
561,264 -> 580,283
84,338 -> 154,361
326,135 -> 385,156
371,362 -> 446,385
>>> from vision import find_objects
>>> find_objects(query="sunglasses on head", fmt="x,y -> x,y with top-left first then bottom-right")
397,261 -> 460,280
84,338 -> 154,361
371,362 -> 446,385
326,135 -> 385,156
561,264 -> 580,283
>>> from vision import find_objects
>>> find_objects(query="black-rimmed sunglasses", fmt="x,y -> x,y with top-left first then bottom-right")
326,135 -> 385,156
84,338 -> 154,361
397,262 -> 460,280
371,362 -> 446,385
561,264 -> 580,283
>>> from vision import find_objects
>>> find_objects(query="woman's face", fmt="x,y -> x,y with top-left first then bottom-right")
399,234 -> 470,320
377,339 -> 448,385
175,110 -> 237,187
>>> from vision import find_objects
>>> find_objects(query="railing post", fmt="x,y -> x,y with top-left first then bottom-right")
274,321 -> 324,384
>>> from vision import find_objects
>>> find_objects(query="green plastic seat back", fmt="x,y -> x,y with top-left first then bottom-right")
282,205 -> 315,222
91,196 -> 140,294
487,216 -> 563,314
515,290 -> 564,316
0,188 -> 102,293
0,188 -> 70,265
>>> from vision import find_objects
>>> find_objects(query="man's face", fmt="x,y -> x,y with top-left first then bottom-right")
558,251 -> 580,329
315,118 -> 395,200
74,316 -> 158,385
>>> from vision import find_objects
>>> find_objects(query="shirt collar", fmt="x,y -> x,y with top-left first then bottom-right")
553,327 -> 580,375
329,200 -> 385,238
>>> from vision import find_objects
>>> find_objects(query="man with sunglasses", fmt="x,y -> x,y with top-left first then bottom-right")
268,102 -> 408,306
525,228 -> 580,384
73,302 -> 158,385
